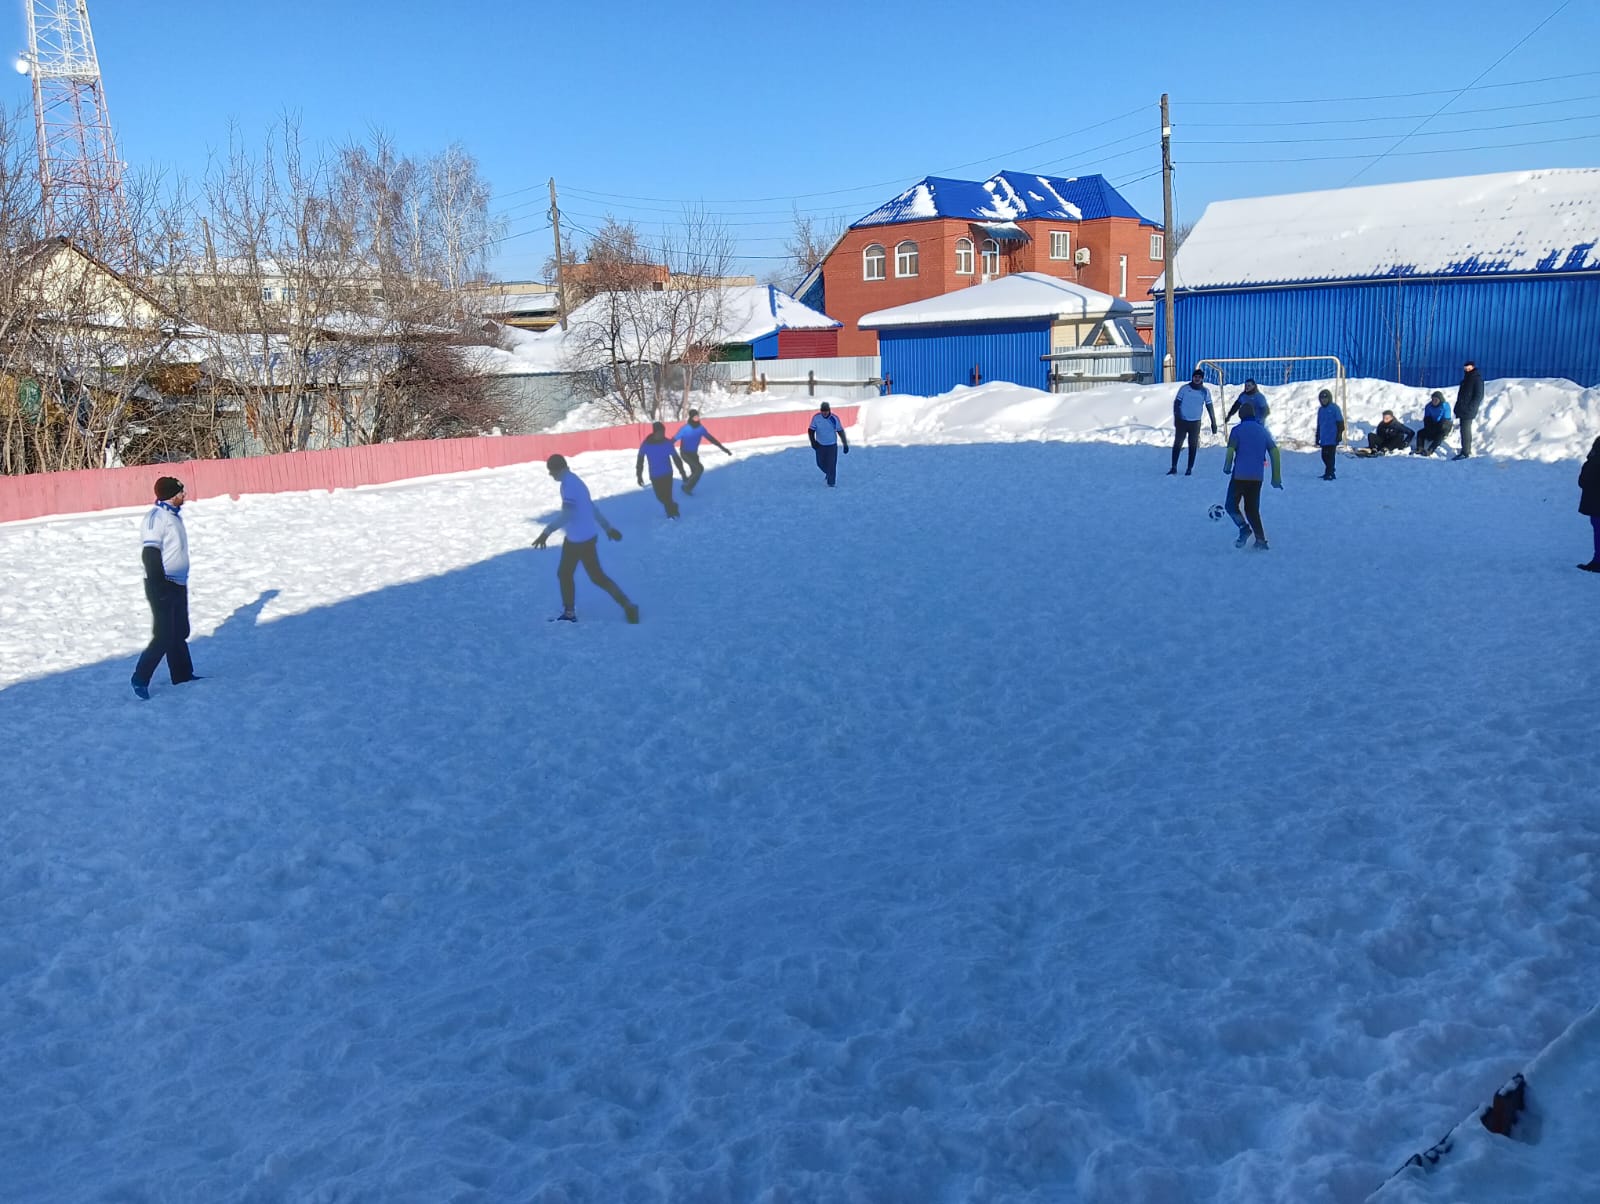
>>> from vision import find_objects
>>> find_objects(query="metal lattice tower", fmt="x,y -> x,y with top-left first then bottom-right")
24,0 -> 130,262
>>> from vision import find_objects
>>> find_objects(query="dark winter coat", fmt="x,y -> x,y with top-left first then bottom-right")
1456,368 -> 1484,421
1580,454 -> 1600,517
1368,419 -> 1413,453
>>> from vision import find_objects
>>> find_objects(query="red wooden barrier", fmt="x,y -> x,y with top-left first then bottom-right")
0,405 -> 859,525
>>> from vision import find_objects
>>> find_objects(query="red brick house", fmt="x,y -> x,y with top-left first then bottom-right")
799,171 -> 1164,357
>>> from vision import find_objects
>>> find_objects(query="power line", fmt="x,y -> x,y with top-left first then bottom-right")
1182,130 -> 1600,165
1181,66 -> 1600,106
1186,110 -> 1600,147
1183,92 -> 1600,128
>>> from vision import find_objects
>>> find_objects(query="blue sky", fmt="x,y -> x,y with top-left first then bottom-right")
11,0 -> 1599,282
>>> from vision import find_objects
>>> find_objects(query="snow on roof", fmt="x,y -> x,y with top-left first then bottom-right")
855,170 -> 1153,228
1164,167 -> 1600,292
858,272 -> 1130,329
471,291 -> 560,317
484,285 -> 838,375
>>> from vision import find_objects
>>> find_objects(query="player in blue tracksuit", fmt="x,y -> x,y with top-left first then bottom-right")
1222,402 -> 1283,549
672,408 -> 731,495
1225,379 -> 1270,425
637,421 -> 687,517
131,475 -> 199,699
1413,392 -> 1454,456
1315,388 -> 1345,480
808,401 -> 849,486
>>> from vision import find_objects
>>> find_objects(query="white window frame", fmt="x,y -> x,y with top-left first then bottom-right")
863,244 -> 886,281
955,237 -> 974,276
1118,255 -> 1128,296
1049,231 -> 1071,260
1150,233 -> 1164,260
981,238 -> 1000,276
260,286 -> 275,302
895,240 -> 919,278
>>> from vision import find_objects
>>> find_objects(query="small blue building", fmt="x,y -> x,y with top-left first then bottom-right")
1153,168 -> 1600,387
858,273 -> 1140,396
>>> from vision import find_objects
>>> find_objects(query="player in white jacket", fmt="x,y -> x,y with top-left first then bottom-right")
131,476 -> 199,699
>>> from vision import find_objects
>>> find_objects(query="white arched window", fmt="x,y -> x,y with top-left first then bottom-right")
955,237 -> 974,275
863,244 -> 886,281
895,240 -> 919,277
981,238 -> 1001,276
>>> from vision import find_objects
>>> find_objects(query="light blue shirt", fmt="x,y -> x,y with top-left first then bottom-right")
674,423 -> 707,452
809,412 -> 842,446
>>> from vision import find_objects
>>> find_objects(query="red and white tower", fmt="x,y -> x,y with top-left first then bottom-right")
21,0 -> 130,263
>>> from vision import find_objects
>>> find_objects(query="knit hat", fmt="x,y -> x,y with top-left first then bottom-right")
154,476 -> 184,501
1237,401 -> 1256,418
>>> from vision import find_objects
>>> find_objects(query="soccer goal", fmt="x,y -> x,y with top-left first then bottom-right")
1195,356 -> 1347,441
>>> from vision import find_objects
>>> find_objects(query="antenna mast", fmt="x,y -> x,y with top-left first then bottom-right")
24,0 -> 131,264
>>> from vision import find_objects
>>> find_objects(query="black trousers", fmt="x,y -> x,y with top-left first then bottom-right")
1416,419 -> 1454,455
813,442 -> 839,485
1459,416 -> 1474,456
1320,446 -> 1338,476
1171,419 -> 1201,471
649,474 -> 680,517
557,537 -> 631,613
133,579 -> 193,686
681,450 -> 704,493
1226,478 -> 1266,541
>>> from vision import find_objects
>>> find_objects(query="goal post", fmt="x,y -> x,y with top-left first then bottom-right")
1194,356 -> 1347,442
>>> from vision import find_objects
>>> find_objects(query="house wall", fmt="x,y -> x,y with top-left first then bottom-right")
775,328 -> 839,358
1152,274 -> 1600,389
826,217 -> 1160,357
876,320 -> 1051,396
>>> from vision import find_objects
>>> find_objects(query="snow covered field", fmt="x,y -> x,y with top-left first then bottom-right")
2,380 -> 1598,1202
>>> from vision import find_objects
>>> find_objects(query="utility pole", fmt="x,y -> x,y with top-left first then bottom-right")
1160,93 -> 1176,384
548,177 -> 569,331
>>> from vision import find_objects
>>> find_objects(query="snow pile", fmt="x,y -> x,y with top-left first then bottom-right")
859,376 -> 1600,461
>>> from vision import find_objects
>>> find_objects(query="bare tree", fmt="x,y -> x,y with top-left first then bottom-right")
774,206 -> 845,293
559,209 -> 735,423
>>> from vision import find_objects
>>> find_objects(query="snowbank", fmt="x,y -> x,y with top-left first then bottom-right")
859,376 -> 1600,462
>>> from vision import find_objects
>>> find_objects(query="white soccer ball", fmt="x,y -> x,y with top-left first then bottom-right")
1208,503 -> 1225,522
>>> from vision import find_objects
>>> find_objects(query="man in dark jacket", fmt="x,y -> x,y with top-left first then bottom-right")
1366,411 -> 1413,454
1579,436 -> 1600,572
1453,361 -> 1484,459
637,421 -> 687,518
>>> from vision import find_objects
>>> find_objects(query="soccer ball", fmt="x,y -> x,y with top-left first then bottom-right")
1208,503 -> 1225,522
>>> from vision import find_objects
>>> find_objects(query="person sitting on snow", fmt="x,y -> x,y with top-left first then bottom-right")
1413,392 -> 1454,456
1366,411 -> 1414,454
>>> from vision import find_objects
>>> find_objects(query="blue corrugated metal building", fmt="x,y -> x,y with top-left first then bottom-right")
859,273 -> 1132,396
1153,168 -> 1600,387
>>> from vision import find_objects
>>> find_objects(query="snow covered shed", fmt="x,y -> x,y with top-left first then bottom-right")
859,272 -> 1140,395
1153,168 -> 1600,387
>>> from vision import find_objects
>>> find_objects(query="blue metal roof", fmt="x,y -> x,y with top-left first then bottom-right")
853,170 -> 1155,229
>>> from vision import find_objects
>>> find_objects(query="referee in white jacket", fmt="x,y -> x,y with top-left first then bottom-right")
131,476 -> 199,699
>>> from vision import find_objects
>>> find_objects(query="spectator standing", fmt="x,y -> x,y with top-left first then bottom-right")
1169,368 -> 1218,476
1315,388 -> 1345,480
130,476 -> 199,700
673,408 -> 732,495
1453,361 -> 1484,459
808,401 -> 849,487
637,421 -> 687,518
1578,436 -> 1600,573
